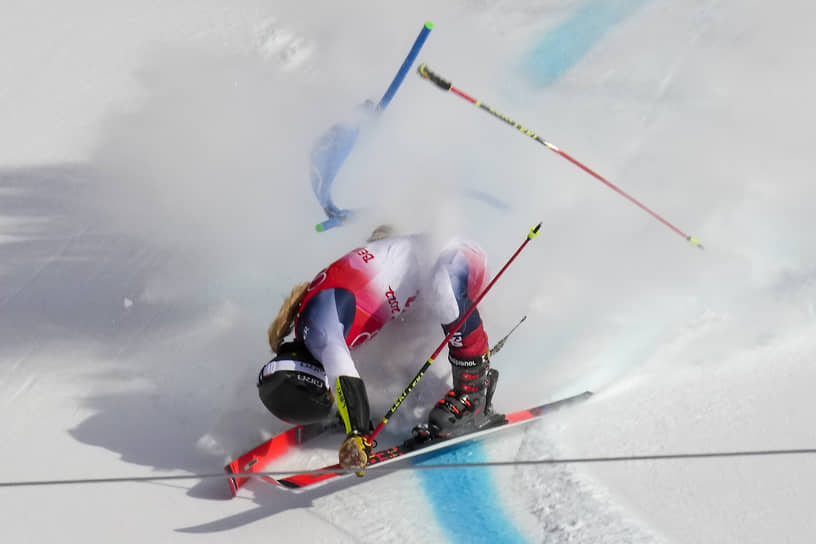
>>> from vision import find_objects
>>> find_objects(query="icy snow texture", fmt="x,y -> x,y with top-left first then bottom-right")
2,0 -> 816,542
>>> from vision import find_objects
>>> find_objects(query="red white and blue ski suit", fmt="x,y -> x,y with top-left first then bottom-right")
294,235 -> 489,383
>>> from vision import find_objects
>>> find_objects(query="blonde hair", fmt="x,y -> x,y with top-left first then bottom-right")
267,282 -> 310,353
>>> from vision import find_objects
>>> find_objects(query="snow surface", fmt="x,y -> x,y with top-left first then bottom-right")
2,0 -> 816,542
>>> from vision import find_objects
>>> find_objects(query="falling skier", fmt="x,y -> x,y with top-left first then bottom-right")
256,226 -> 500,473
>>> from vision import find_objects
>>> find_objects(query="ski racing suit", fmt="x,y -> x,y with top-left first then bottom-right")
293,234 -> 490,453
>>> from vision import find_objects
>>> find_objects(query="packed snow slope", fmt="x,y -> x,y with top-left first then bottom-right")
2,0 -> 816,542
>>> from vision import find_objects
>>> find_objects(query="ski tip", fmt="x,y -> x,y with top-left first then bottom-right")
424,21 -> 434,30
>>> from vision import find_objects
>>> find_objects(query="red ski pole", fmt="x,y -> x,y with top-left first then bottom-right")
418,64 -> 704,250
368,223 -> 542,442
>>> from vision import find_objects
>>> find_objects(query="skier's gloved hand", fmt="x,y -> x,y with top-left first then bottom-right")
339,432 -> 372,477
334,376 -> 372,476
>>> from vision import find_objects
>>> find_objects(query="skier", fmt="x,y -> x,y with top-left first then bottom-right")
256,226 -> 500,472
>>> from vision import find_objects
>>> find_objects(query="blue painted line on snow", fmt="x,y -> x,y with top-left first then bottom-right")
415,3 -> 653,541
415,441 -> 528,544
524,0 -> 651,87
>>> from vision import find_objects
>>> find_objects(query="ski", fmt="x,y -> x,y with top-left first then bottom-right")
271,390 -> 593,493
224,418 -> 341,496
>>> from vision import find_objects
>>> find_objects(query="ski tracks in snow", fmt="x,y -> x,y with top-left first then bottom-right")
512,424 -> 664,543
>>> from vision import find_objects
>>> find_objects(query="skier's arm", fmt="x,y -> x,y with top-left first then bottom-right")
313,343 -> 373,474
297,287 -> 375,472
318,343 -> 372,436
336,374 -> 372,475
335,374 -> 370,435
298,289 -> 373,435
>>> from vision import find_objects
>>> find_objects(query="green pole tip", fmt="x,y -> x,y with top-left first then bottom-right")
425,21 -> 434,30
315,223 -> 324,233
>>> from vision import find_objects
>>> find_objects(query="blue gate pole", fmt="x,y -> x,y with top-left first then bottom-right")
377,21 -> 434,111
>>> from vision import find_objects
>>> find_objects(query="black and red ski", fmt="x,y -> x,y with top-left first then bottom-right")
224,418 -> 341,496
271,390 -> 593,493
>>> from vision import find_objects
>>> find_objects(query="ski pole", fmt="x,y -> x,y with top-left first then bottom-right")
368,223 -> 542,442
417,64 -> 704,250
489,315 -> 527,358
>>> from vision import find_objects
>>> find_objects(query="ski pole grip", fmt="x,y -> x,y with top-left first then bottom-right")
418,64 -> 452,91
